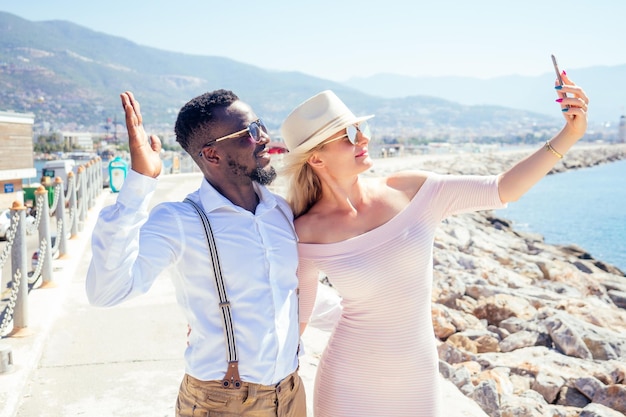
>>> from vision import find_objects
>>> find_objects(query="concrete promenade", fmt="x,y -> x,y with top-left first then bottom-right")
0,172 -> 487,417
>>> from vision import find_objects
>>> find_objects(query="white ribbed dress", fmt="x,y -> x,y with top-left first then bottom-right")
297,174 -> 506,417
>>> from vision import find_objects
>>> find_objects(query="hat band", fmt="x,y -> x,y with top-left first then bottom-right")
297,113 -> 348,148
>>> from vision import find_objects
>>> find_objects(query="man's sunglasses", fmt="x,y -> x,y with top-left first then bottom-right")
199,119 -> 267,155
323,122 -> 371,146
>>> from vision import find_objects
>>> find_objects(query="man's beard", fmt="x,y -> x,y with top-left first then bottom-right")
250,165 -> 277,185
226,156 -> 277,186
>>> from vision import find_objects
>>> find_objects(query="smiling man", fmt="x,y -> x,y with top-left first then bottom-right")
86,90 -> 306,416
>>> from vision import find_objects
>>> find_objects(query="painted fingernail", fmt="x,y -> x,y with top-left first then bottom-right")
562,108 -> 569,112
562,70 -> 567,76
555,98 -> 563,103
555,85 -> 563,90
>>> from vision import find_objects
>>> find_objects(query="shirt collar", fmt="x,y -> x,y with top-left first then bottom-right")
198,178 -> 278,215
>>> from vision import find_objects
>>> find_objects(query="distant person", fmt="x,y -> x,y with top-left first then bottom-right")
279,71 -> 588,417
86,90 -> 306,416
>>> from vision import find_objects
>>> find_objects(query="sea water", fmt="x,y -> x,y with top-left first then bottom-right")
496,159 -> 626,272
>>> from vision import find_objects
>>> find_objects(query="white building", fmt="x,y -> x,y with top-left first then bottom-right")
62,131 -> 94,151
0,111 -> 36,209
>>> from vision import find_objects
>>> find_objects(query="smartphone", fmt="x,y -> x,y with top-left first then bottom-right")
551,54 -> 569,105
551,54 -> 564,86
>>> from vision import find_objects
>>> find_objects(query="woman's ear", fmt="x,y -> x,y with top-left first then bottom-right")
307,152 -> 324,169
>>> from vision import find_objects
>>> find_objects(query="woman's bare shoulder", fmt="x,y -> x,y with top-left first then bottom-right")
385,170 -> 430,199
294,208 -> 327,243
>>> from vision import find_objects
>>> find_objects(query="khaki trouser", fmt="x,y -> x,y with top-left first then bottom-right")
175,370 -> 307,417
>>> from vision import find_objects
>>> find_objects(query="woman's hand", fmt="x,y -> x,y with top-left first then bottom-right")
120,91 -> 162,178
556,72 -> 589,141
497,73 -> 590,203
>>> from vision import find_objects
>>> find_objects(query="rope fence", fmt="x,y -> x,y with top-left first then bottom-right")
0,157 -> 104,339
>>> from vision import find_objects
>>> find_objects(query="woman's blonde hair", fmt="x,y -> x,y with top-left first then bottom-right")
280,150 -> 323,218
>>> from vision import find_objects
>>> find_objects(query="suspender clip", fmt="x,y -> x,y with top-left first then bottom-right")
222,361 -> 242,389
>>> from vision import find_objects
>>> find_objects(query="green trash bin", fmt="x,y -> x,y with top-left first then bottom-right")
23,185 -> 37,208
23,183 -> 54,208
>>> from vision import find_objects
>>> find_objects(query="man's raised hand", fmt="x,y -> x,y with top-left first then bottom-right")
120,91 -> 162,178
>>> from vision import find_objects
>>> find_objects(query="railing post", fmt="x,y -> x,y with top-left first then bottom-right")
0,343 -> 13,373
54,177 -> 69,259
41,175 -> 54,208
36,186 -> 54,287
94,157 -> 103,196
9,201 -> 30,336
87,161 -> 95,210
76,165 -> 86,232
67,172 -> 79,239
92,159 -> 98,201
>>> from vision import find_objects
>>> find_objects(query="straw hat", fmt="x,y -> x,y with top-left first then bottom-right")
280,90 -> 374,154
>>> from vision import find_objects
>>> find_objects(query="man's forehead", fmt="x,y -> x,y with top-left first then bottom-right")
210,100 -> 251,123
222,100 -> 255,119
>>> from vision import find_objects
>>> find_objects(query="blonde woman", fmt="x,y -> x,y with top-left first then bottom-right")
280,76 -> 588,417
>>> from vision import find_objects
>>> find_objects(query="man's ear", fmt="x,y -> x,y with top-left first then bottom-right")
199,146 -> 220,164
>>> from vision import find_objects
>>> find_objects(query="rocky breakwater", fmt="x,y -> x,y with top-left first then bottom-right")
369,144 -> 626,417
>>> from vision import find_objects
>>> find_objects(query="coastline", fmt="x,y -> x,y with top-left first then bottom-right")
366,142 -> 626,177
364,142 -> 626,275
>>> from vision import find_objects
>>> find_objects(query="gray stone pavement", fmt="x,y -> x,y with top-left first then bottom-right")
0,173 -> 487,417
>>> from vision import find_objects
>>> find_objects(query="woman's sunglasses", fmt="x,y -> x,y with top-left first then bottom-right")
199,119 -> 267,155
323,122 -> 371,146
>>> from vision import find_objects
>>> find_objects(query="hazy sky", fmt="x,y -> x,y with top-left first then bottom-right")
1,1 -> 624,81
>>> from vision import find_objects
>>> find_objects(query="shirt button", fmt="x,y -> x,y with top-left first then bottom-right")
277,386 -> 282,393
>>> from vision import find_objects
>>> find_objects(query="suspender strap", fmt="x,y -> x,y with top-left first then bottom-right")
184,198 -> 241,389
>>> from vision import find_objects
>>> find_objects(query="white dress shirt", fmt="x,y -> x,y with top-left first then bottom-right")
86,170 -> 300,385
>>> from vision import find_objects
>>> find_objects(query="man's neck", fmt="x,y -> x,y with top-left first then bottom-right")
209,179 -> 259,213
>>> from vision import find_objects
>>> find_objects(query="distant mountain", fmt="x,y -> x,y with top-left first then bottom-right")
0,12 -> 349,133
0,11 -> 586,144
344,66 -> 626,124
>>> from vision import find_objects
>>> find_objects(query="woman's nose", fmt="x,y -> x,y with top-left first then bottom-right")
356,130 -> 370,145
